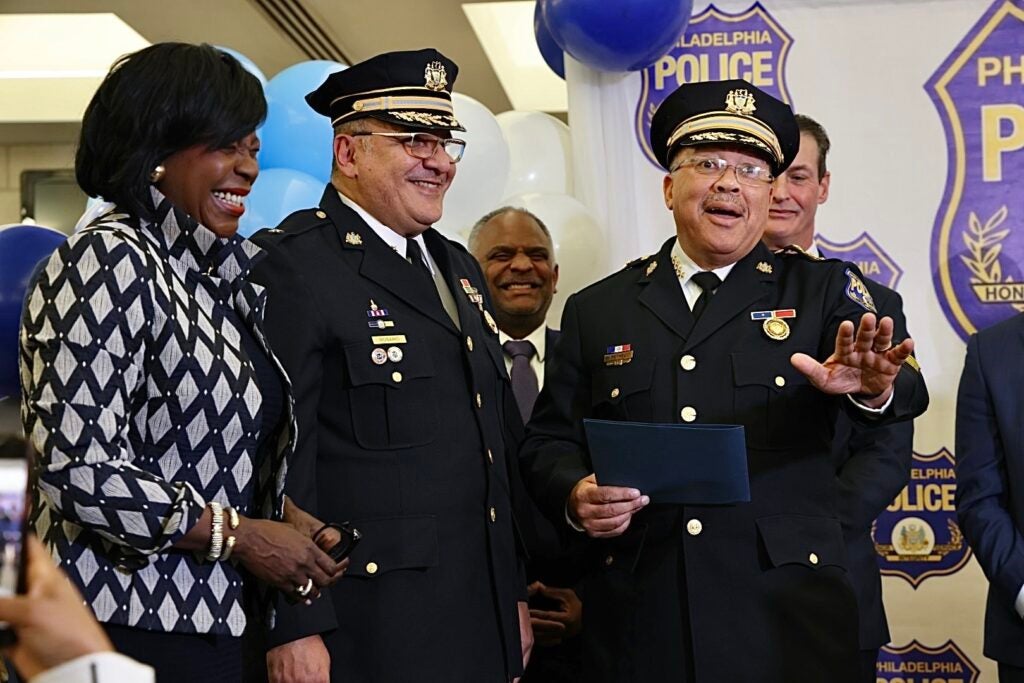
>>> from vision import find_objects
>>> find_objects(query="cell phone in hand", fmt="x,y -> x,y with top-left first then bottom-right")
0,437 -> 31,645
314,522 -> 363,562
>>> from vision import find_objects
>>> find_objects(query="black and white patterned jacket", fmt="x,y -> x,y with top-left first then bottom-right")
20,188 -> 293,636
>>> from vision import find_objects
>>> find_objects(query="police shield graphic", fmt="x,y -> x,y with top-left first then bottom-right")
927,0 -> 1024,341
876,641 -> 980,683
872,449 -> 972,588
635,2 -> 793,168
815,232 -> 904,290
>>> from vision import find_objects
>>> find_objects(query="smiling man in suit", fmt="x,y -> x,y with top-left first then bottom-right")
251,50 -> 531,683
470,207 -> 583,682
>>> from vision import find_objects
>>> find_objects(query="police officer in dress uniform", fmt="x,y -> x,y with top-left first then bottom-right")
250,50 -> 531,683
521,80 -> 929,683
764,113 -> 916,681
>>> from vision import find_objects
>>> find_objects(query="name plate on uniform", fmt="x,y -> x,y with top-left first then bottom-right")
584,419 -> 750,504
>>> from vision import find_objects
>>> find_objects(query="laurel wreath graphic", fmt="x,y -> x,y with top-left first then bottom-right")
960,206 -> 1024,312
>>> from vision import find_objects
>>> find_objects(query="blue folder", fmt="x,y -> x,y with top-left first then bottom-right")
583,419 -> 750,504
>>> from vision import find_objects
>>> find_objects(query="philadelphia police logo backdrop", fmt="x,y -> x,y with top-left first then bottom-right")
816,232 -> 905,290
873,448 -> 971,587
877,641 -> 980,683
928,0 -> 1024,341
634,2 -> 793,168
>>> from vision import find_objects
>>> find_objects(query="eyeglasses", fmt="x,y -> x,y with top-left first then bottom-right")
670,156 -> 774,186
352,131 -> 466,163
313,522 -> 363,562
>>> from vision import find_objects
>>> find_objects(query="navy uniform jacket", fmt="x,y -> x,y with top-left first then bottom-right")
833,280 -> 915,651
250,187 -> 526,683
955,313 -> 1024,667
522,237 -> 928,683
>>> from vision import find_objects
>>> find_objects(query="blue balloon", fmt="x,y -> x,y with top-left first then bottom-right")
541,0 -> 693,72
260,60 -> 348,184
534,2 -> 565,79
237,168 -> 325,237
0,224 -> 67,399
216,46 -> 269,88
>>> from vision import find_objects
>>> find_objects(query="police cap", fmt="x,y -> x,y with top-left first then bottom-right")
649,79 -> 799,175
306,48 -> 464,131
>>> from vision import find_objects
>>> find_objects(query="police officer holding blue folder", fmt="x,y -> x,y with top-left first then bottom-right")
521,80 -> 928,682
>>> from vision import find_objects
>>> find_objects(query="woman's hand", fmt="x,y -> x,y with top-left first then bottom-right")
233,517 -> 347,600
282,497 -> 344,555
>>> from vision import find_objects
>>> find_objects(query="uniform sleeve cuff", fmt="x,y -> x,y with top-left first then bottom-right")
565,502 -> 585,533
848,390 -> 895,415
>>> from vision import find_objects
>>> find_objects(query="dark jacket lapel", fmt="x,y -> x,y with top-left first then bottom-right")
638,237 -> 694,340
320,188 -> 458,334
683,241 -> 777,350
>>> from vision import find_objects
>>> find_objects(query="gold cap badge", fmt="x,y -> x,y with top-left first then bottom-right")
725,89 -> 757,116
424,61 -> 448,92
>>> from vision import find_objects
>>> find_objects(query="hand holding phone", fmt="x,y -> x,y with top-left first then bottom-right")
0,535 -> 115,680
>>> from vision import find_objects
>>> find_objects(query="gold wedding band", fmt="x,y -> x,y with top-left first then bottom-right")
295,578 -> 314,597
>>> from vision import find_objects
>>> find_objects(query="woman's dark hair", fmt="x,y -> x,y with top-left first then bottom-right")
76,42 -> 267,220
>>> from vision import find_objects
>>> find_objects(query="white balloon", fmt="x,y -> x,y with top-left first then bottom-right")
435,93 -> 511,241
496,111 -> 573,197
502,192 -> 609,326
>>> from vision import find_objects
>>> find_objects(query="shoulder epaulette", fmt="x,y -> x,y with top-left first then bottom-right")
774,244 -> 825,261
255,208 -> 331,240
625,253 -> 655,269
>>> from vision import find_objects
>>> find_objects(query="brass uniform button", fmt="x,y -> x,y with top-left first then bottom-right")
315,210 -> 327,219
686,518 -> 703,536
775,376 -> 786,387
392,371 -> 403,383
680,355 -> 696,371
489,507 -> 496,523
809,553 -> 819,565
366,561 -> 379,574
681,406 -> 697,422
466,336 -> 474,352
476,393 -> 482,408
610,387 -> 620,398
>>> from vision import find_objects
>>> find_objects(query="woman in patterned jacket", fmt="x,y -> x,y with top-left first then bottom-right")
19,43 -> 346,682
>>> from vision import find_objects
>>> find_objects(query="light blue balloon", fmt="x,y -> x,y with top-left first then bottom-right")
216,46 -> 268,88
237,168 -> 325,237
261,60 -> 348,184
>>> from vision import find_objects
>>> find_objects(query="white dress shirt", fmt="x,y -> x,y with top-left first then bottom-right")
32,652 -> 154,683
338,192 -> 437,275
499,325 -> 548,388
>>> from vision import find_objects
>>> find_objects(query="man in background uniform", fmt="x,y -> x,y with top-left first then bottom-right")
763,114 -> 915,681
470,207 -> 583,682
252,50 -> 530,683
522,80 -> 928,682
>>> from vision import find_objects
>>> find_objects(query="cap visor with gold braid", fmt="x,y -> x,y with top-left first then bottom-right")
649,79 -> 799,175
306,48 -> 464,132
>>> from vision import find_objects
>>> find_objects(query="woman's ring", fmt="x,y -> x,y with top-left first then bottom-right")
295,578 -> 314,597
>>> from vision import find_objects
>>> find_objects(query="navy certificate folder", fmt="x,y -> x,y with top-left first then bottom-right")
584,419 -> 750,504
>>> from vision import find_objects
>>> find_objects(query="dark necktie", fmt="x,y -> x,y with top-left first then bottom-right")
690,271 -> 722,321
406,237 -> 433,282
503,340 -> 539,424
